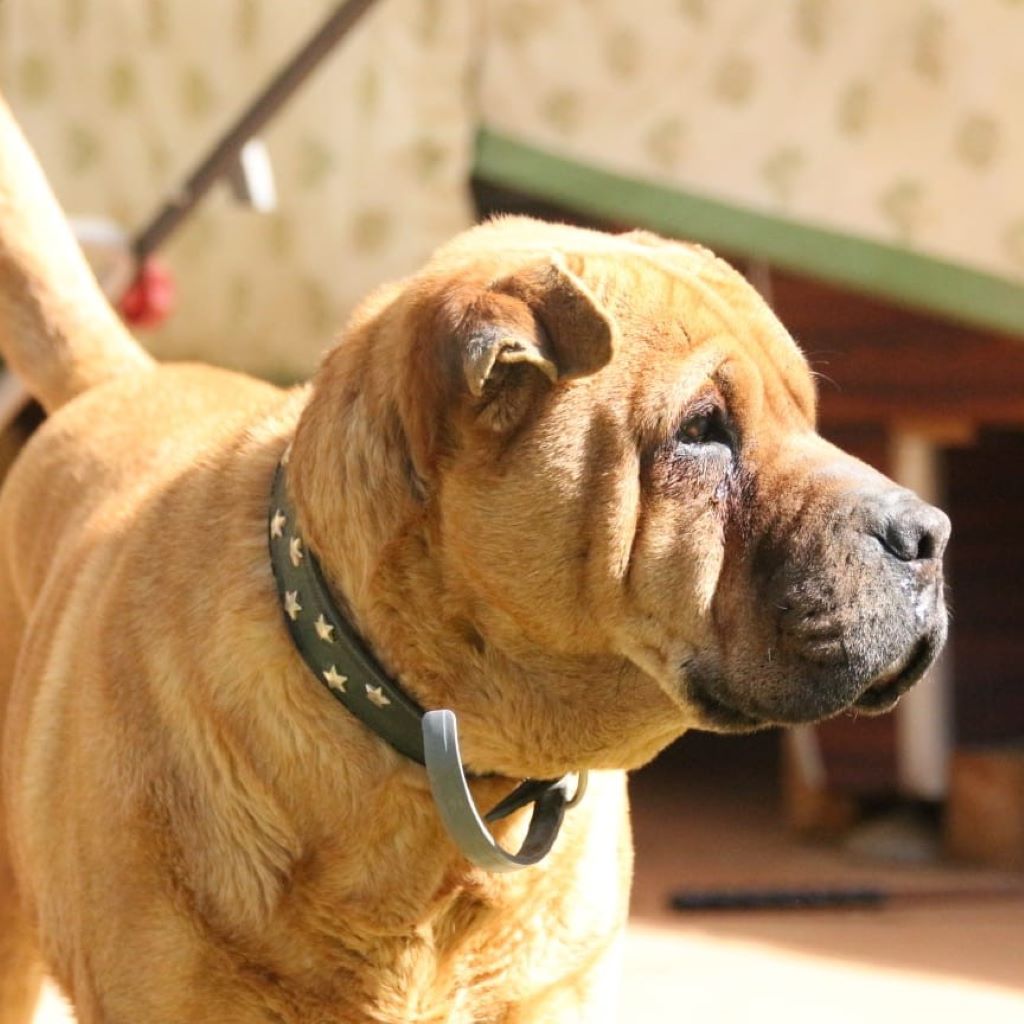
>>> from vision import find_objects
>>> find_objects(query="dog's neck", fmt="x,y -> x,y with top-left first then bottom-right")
283,414 -> 560,778
284,355 -> 681,781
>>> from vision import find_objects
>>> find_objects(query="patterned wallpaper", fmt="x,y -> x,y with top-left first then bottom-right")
478,0 -> 1024,328
0,0 -> 478,378
1,0 -> 1021,375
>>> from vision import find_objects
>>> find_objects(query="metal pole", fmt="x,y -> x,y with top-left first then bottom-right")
131,0 -> 380,262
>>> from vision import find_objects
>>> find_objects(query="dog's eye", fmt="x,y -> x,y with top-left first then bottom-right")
675,408 -> 730,447
678,414 -> 713,443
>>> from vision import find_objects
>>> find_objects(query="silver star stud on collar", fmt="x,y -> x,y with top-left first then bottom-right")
365,684 -> 391,708
323,665 -> 348,693
283,590 -> 302,620
314,614 -> 335,643
270,509 -> 286,539
289,536 -> 303,567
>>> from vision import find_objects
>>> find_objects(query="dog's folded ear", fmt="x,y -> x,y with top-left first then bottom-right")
458,258 -> 617,398
397,255 -> 617,483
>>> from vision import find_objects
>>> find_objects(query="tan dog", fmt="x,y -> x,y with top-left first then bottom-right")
0,95 -> 949,1024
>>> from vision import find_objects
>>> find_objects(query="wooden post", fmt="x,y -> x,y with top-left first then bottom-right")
889,426 -> 954,800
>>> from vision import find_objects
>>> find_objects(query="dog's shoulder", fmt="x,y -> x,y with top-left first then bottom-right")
0,362 -> 288,606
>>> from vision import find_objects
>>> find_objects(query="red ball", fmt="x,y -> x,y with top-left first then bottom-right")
118,259 -> 175,328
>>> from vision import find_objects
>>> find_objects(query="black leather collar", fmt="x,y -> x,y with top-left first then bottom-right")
267,453 -> 584,859
268,458 -> 429,764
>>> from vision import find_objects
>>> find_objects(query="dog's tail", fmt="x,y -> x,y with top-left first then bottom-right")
0,93 -> 153,414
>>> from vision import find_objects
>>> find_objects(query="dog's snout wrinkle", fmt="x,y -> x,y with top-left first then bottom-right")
776,606 -> 847,665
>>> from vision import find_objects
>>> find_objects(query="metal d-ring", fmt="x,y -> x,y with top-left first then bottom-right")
422,709 -> 585,873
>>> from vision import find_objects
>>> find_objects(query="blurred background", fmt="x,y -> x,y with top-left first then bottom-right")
1,1 -> 1022,1021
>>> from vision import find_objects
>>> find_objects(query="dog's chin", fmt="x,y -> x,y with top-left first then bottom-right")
683,627 -> 945,733
683,675 -> 770,733
848,631 -> 942,715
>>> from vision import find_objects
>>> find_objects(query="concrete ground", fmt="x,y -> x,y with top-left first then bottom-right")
32,732 -> 1024,1023
623,732 -> 1024,1023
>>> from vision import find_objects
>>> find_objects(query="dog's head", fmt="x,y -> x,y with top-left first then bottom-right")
294,218 -> 948,774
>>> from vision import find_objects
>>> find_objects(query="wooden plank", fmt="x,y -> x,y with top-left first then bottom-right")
767,267 -> 1024,426
814,332 -> 1024,424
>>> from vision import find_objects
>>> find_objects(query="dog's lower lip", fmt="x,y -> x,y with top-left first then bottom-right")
854,636 -> 934,711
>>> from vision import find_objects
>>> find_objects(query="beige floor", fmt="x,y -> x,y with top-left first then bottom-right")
623,732 -> 1024,1023
32,732 -> 1024,1023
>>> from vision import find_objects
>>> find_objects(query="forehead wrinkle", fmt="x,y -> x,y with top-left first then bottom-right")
570,246 -> 815,425
710,357 -> 756,419
660,268 -> 815,425
629,345 -> 731,442
580,253 -> 692,344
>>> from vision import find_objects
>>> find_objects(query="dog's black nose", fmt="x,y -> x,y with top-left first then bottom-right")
870,496 -> 951,563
